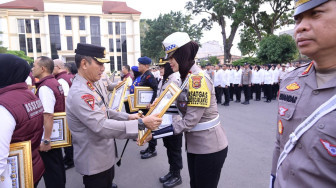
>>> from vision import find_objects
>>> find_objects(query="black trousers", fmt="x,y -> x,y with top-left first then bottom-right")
39,148 -> 66,188
83,166 -> 115,188
63,140 -> 74,166
163,133 -> 183,173
233,84 -> 241,101
242,85 -> 251,102
148,139 -> 157,151
272,83 -> 279,99
254,84 -> 261,100
215,86 -> 223,103
229,84 -> 234,100
222,87 -> 230,104
187,147 -> 228,188
264,84 -> 272,101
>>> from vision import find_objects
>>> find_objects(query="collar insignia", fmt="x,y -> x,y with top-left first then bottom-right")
302,62 -> 313,75
87,81 -> 95,91
278,120 -> 283,135
279,106 -> 288,116
320,139 -> 336,157
286,82 -> 300,91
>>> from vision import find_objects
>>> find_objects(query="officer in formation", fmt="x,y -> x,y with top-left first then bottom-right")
151,32 -> 229,188
214,64 -> 223,104
66,43 -> 162,188
0,54 -> 44,187
271,0 -> 336,187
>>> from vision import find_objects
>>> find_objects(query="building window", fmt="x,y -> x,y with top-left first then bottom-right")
116,39 -> 121,52
19,34 -> 26,54
80,36 -> 86,43
110,56 -> 115,72
109,39 -> 114,52
36,38 -> 41,52
18,19 -> 25,33
65,16 -> 72,30
121,36 -> 127,53
117,56 -> 122,70
79,16 -> 85,30
115,22 -> 120,35
34,19 -> 40,33
121,22 -> 126,35
48,15 -> 61,59
67,36 -> 73,50
25,19 -> 31,33
108,22 -> 113,35
90,16 -> 101,46
27,38 -> 33,53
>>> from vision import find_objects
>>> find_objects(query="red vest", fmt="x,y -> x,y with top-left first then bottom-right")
55,71 -> 73,87
35,75 -> 65,112
0,82 -> 45,183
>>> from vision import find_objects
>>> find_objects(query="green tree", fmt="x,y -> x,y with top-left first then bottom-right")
238,27 -> 258,56
186,0 -> 244,63
232,57 -> 262,66
199,59 -> 208,67
6,50 -> 33,64
257,34 -> 298,64
208,56 -> 219,65
141,11 -> 203,62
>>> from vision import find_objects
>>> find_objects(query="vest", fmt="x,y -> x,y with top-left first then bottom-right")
0,82 -> 45,184
35,75 -> 65,112
55,71 -> 73,87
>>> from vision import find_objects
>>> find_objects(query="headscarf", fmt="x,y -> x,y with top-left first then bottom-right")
171,41 -> 199,80
162,63 -> 174,84
0,54 -> 31,88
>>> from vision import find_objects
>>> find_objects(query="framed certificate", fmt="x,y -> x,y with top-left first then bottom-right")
108,79 -> 128,111
127,94 -> 139,112
49,112 -> 72,149
3,141 -> 34,188
134,87 -> 154,109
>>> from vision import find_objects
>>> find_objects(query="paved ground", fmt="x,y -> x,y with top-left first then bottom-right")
38,97 -> 278,188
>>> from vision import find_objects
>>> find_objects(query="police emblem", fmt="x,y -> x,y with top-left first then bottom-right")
191,76 -> 202,89
286,82 -> 300,91
278,120 -> 283,135
81,94 -> 95,110
320,139 -> 336,157
279,106 -> 288,116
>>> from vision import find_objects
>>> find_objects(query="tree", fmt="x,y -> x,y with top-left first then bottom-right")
208,56 -> 219,65
238,27 -> 258,56
232,56 -> 262,66
257,34 -> 298,64
6,50 -> 33,64
186,0 -> 244,63
141,11 -> 203,62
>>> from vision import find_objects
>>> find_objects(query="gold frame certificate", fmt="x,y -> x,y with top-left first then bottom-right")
108,80 -> 128,111
134,87 -> 154,109
127,94 -> 139,112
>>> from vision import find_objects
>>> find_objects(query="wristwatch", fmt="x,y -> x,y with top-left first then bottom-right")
43,139 -> 50,145
138,119 -> 145,130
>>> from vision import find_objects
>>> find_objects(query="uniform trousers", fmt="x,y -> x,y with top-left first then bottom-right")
264,84 -> 272,101
39,148 -> 66,188
254,84 -> 261,100
272,83 -> 279,99
229,84 -> 234,100
187,147 -> 228,188
233,84 -> 241,101
83,166 -> 114,188
222,87 -> 230,104
63,145 -> 74,165
163,133 -> 183,173
242,85 -> 251,102
215,86 -> 223,103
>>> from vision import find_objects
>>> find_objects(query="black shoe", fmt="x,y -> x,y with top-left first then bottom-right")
235,100 -> 240,103
256,99 -> 260,101
264,100 -> 271,103
230,99 -> 233,101
242,101 -> 249,105
140,147 -> 150,155
112,183 -> 118,188
223,103 -> 229,106
163,175 -> 182,188
64,163 -> 74,170
141,150 -> 157,159
159,172 -> 173,183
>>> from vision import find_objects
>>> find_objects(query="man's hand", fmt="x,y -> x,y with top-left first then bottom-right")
142,113 -> 162,130
146,103 -> 151,109
39,142 -> 51,152
128,113 -> 140,120
137,133 -> 152,146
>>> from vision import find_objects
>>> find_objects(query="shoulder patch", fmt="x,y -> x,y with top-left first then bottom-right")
191,75 -> 202,89
146,75 -> 151,80
286,82 -> 300,91
81,94 -> 95,110
320,139 -> 336,157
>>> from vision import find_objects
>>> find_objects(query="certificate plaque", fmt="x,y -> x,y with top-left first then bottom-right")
109,79 -> 128,111
44,112 -> 72,149
134,87 -> 154,109
127,94 -> 139,112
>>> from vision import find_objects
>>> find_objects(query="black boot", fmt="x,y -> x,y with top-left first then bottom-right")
163,172 -> 182,188
140,147 -> 150,155
141,149 -> 157,159
159,172 -> 173,183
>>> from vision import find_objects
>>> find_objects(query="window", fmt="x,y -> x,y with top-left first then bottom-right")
109,39 -> 114,52
122,52 -> 127,66
121,36 -> 127,53
18,19 -> 25,33
27,38 -> 33,52
36,38 -> 41,52
65,16 -> 72,30
25,19 -> 31,33
48,15 -> 61,59
121,22 -> 126,35
108,22 -> 113,35
117,56 -> 122,70
90,16 -> 101,46
67,36 -> 73,50
116,39 -> 121,52
34,19 -> 40,33
115,22 -> 120,35
79,16 -> 85,30
110,56 -> 115,71
80,36 -> 86,43
19,34 -> 26,54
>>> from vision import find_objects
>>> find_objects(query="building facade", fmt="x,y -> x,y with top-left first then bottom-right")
0,0 -> 141,72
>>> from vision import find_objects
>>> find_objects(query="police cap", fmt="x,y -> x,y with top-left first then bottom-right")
75,43 -> 110,63
138,56 -> 152,65
294,0 -> 329,16
162,32 -> 191,59
157,57 -> 169,66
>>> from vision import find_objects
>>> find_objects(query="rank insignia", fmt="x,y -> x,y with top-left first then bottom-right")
278,120 -> 283,135
87,81 -> 95,91
279,106 -> 288,116
320,139 -> 336,157
286,82 -> 300,91
302,62 -> 313,75
191,75 -> 202,89
81,94 -> 95,110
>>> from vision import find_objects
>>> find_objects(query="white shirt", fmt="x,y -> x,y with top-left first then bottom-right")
272,69 -> 280,83
214,69 -> 223,87
39,86 -> 56,114
57,79 -> 69,97
0,106 -> 16,176
252,70 -> 262,84
220,69 -> 230,87
25,76 -> 32,85
229,69 -> 235,84
263,70 -> 273,85
233,69 -> 242,85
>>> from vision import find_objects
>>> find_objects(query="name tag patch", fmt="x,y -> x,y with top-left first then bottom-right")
23,99 -> 44,118
279,93 -> 298,103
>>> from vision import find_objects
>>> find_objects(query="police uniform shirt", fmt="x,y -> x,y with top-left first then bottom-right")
57,79 -> 70,97
38,86 -> 56,114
